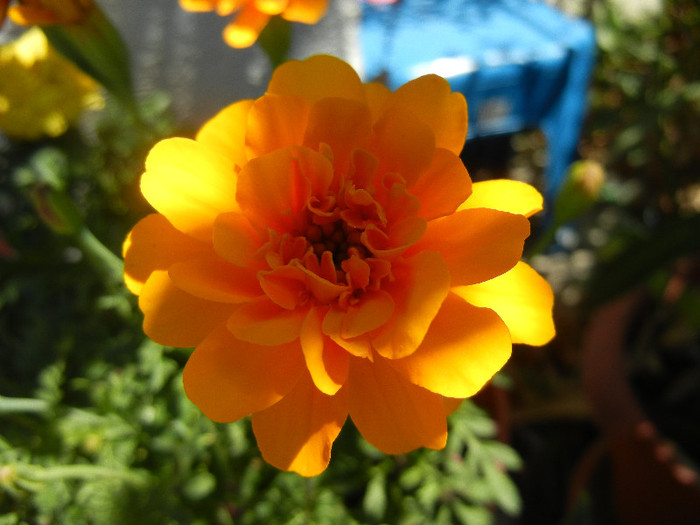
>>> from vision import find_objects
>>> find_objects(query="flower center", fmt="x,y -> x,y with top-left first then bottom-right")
306,220 -> 369,266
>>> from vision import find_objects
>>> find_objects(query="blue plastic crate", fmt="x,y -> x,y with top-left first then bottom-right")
360,0 -> 596,199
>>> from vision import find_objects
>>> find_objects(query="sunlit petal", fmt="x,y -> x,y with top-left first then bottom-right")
455,261 -> 555,346
391,293 -> 512,397
348,356 -> 447,454
227,297 -> 306,345
458,179 -> 544,217
196,99 -> 253,167
169,255 -> 262,303
184,326 -> 304,422
301,307 -> 349,395
410,148 -> 472,220
141,138 -> 238,241
252,373 -> 347,476
139,270 -> 234,348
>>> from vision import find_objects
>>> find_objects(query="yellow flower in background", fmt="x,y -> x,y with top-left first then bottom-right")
0,28 -> 103,140
123,55 -> 555,476
179,0 -> 328,48
7,0 -> 94,26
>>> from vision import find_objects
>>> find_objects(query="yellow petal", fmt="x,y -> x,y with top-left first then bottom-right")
141,138 -> 238,242
415,208 -> 530,286
246,94 -> 309,159
281,0 -> 328,23
387,74 -> 468,155
255,0 -> 287,15
123,214 -> 210,295
227,297 -> 305,345
454,261 -> 555,346
370,107 -> 435,188
410,148 -> 472,220
139,270 -> 235,347
212,211 -> 263,267
372,251 -> 451,359
458,179 -> 544,218
183,326 -> 304,422
303,97 -> 372,174
391,293 -> 512,398
300,307 -> 349,395
267,55 -> 366,105
252,373 -> 348,476
223,7 -> 269,48
169,255 -> 262,303
235,148 -> 311,233
196,99 -> 253,168
348,356 -> 447,454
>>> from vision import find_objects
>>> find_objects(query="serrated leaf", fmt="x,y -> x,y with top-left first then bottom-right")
482,463 -> 521,516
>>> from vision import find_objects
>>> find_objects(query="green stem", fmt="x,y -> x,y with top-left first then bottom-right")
74,226 -> 124,287
0,396 -> 50,416
19,464 -> 147,486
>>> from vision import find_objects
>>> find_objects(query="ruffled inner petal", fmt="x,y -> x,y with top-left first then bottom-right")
372,251 -> 451,359
454,261 -> 555,346
227,297 -> 306,345
348,355 -> 447,454
183,326 -> 304,422
252,373 -> 348,477
300,307 -> 349,395
391,293 -> 512,398
169,255 -> 262,303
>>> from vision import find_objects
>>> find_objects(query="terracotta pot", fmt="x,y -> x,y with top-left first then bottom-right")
581,292 -> 700,525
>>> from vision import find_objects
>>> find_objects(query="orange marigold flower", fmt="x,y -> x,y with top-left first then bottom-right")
7,0 -> 95,26
123,55 -> 555,476
179,0 -> 328,48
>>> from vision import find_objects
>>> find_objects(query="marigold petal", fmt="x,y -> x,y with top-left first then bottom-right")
348,356 -> 447,454
411,148 -> 472,220
236,148 -> 311,233
387,75 -> 468,155
454,261 -> 555,346
196,99 -> 253,168
282,0 -> 328,23
322,308 -> 372,358
371,107 -> 435,188
227,297 -> 305,345
123,214 -> 210,295
223,7 -> 269,48
267,55 -> 366,105
363,82 -> 391,123
252,373 -> 348,476
139,270 -> 235,347
183,326 -> 304,422
415,208 -> 530,286
391,293 -> 512,398
246,94 -> 309,159
301,307 -> 349,395
303,98 -> 372,174
169,255 -> 262,303
372,251 -> 451,359
212,211 -> 263,267
255,0 -> 287,15
141,138 -> 238,241
259,265 -> 308,310
458,179 -> 544,217
340,290 -> 395,339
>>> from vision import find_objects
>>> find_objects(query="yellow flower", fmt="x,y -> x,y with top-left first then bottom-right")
0,27 -> 102,140
123,55 -> 555,476
7,0 -> 95,26
179,0 -> 328,48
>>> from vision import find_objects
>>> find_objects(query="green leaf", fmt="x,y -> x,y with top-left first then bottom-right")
482,463 -> 521,516
257,16 -> 291,69
362,469 -> 387,520
183,471 -> 216,501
